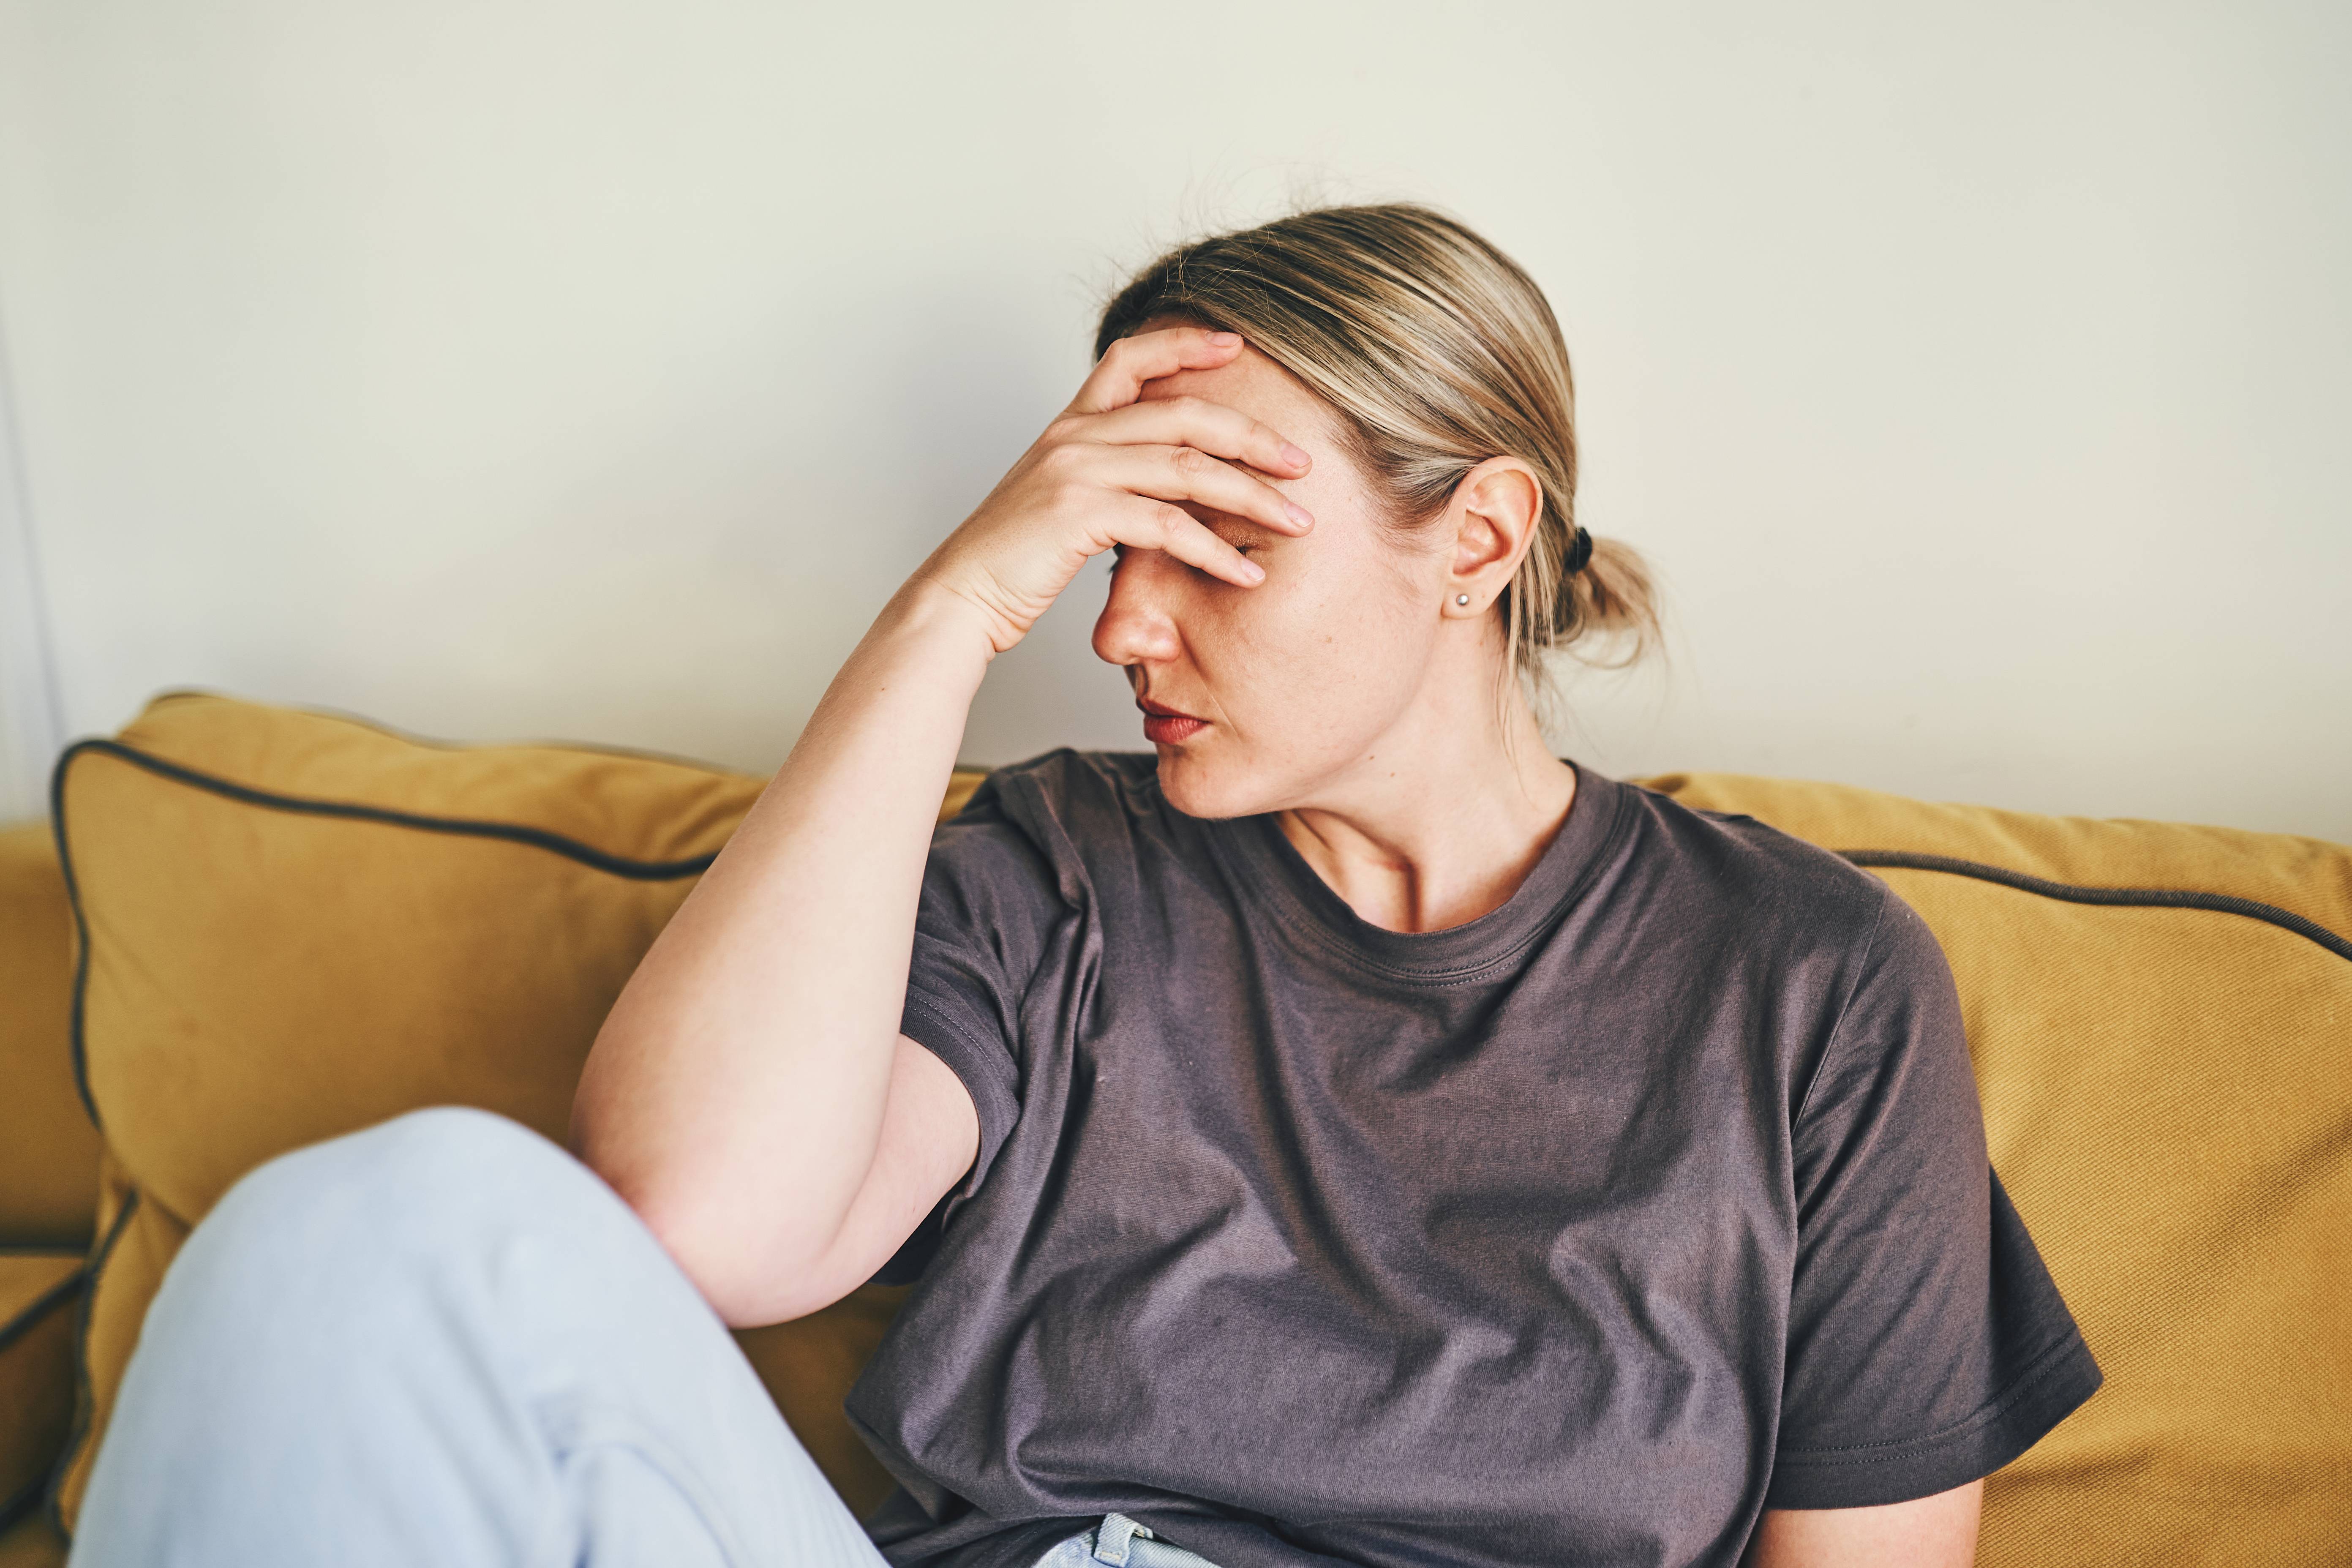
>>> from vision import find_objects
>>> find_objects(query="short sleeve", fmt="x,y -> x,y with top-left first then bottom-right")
1768,889 -> 2103,1508
896,777 -> 1064,1213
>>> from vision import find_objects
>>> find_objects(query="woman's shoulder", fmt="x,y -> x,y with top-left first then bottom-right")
1603,777 -> 1959,1082
952,750 -> 1162,837
932,750 -> 1175,888
961,747 -> 1157,805
1606,772 -> 1903,953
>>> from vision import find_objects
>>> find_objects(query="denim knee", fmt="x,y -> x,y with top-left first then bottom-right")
190,1106 -> 602,1290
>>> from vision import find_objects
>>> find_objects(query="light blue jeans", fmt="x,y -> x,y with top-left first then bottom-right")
69,1108 -> 1216,1568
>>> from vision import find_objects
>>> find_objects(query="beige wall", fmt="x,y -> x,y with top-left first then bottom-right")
0,1 -> 2345,837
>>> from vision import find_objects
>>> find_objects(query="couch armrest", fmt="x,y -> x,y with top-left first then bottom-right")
0,823 -> 101,1252
0,1252 -> 83,1538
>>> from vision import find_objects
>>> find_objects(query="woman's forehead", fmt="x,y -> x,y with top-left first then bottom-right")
1136,340 -> 1334,438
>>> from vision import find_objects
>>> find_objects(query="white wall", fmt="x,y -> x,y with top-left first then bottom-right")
0,330 -> 63,822
1,0 -> 2345,839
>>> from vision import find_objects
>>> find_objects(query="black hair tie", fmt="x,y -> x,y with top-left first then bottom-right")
1564,526 -> 1594,575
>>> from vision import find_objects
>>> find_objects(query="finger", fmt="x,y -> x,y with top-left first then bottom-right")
1118,499 -> 1265,588
1080,395 -> 1314,482
1068,326 -> 1245,416
1094,446 -> 1314,537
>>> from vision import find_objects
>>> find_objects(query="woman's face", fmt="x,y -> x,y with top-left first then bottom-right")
1090,341 -> 1453,820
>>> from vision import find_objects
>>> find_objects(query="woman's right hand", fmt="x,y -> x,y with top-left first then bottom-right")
915,324 -> 1318,654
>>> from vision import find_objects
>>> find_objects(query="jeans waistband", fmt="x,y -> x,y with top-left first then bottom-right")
1034,1512 -> 1221,1568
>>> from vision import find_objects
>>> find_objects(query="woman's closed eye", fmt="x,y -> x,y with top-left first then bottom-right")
1204,517 -> 1275,560
1104,527 -> 1270,576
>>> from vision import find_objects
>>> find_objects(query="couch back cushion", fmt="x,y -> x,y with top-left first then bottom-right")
1643,772 -> 2352,1565
0,822 -> 102,1250
59,695 -> 761,1222
48,694 -> 975,1530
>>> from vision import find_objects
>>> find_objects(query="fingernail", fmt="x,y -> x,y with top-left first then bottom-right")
1285,502 -> 1314,529
1280,443 -> 1311,470
1241,559 -> 1266,583
1207,330 -> 1241,346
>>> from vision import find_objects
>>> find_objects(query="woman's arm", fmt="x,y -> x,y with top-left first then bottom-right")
1742,1481 -> 1983,1568
572,581 -> 992,1325
570,326 -> 1316,1326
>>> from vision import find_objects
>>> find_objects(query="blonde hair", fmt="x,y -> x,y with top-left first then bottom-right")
1096,204 -> 1657,692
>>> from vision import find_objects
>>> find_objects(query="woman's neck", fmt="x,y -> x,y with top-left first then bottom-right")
1274,695 -> 1575,935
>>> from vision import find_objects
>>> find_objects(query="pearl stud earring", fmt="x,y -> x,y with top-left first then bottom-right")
1455,594 -> 1471,606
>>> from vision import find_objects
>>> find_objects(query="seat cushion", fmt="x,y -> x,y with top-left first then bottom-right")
48,692 -> 984,1534
1641,772 -> 2352,1564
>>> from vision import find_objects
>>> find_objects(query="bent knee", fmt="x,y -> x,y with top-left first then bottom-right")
324,1105 -> 570,1190
195,1107 -> 605,1277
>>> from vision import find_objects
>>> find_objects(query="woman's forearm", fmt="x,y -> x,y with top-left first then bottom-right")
571,576 -> 993,1312
572,326 -> 1310,1318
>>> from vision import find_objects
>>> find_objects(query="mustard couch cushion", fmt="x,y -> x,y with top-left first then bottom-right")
0,823 -> 101,1250
46,693 -> 978,1533
1641,772 -> 2352,1566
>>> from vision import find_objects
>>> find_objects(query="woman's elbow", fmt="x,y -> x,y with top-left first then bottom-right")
569,1112 -> 849,1326
601,1161 -> 848,1326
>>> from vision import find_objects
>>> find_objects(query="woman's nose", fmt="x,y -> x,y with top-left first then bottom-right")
1091,549 -> 1184,667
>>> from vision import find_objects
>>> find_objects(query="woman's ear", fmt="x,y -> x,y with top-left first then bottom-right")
1443,458 -> 1542,617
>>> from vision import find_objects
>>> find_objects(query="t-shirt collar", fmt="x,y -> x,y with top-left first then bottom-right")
1203,761 -> 1631,987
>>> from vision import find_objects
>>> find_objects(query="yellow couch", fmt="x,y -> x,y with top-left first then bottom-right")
2,692 -> 2347,1565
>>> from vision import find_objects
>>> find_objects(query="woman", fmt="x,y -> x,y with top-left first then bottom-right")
76,206 -> 2098,1568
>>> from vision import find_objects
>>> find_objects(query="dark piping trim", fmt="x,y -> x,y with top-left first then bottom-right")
48,1184 -> 139,1547
1838,850 -> 2352,963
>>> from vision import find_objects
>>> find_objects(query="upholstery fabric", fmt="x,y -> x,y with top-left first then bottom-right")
0,1510 -> 65,1568
0,1252 -> 82,1535
1641,772 -> 2352,1565
28,690 -> 2347,1562
0,823 -> 101,1250
46,694 -> 969,1534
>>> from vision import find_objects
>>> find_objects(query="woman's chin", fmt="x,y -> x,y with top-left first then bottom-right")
1153,745 -> 1272,822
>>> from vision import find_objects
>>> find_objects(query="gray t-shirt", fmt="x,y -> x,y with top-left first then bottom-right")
850,752 -> 2099,1568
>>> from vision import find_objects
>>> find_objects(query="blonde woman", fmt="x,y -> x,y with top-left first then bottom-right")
76,207 -> 2098,1568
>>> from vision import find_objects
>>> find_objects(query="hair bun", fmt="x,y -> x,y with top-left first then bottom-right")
1563,526 -> 1594,576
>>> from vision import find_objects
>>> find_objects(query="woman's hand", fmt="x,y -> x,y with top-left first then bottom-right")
916,325 -> 1317,654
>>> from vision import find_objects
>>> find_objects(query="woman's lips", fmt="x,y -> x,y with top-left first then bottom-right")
1137,698 -> 1208,746
1143,714 -> 1208,745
